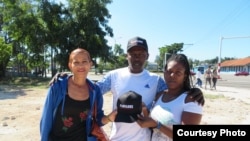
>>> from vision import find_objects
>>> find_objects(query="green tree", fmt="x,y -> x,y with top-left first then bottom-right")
113,43 -> 124,56
100,43 -> 127,70
40,0 -> 113,74
0,38 -> 12,78
0,0 -> 114,78
158,43 -> 184,68
0,0 -> 47,77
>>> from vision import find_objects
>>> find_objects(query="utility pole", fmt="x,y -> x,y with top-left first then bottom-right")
163,53 -> 171,69
218,36 -> 250,79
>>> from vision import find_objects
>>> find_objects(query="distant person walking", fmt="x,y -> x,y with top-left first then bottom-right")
212,68 -> 218,90
195,68 -> 202,88
204,66 -> 212,90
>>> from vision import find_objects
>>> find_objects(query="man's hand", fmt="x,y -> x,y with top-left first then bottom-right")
188,88 -> 205,106
49,72 -> 69,86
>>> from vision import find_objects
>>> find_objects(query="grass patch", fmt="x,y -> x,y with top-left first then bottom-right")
204,93 -> 225,99
0,76 -> 51,89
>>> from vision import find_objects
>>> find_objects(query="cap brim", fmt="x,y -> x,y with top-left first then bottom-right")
114,113 -> 139,123
127,45 -> 147,52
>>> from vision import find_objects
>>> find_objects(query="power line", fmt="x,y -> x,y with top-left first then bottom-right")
194,0 -> 250,46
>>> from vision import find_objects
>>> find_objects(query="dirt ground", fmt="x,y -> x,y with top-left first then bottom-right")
0,85 -> 249,141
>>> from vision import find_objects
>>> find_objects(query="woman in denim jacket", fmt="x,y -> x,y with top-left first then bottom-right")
40,48 -> 116,141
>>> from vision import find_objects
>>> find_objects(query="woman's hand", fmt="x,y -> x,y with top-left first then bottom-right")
137,115 -> 157,128
102,110 -> 117,124
107,110 -> 117,122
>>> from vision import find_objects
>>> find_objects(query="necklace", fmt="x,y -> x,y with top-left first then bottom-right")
70,77 -> 85,88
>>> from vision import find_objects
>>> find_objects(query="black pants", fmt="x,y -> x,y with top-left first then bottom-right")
212,78 -> 217,89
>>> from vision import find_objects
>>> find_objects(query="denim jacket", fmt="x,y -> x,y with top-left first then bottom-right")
40,75 -> 105,141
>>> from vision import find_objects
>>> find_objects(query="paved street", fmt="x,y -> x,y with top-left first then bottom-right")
203,73 -> 250,90
87,71 -> 250,90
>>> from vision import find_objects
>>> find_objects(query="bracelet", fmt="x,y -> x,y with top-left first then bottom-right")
156,121 -> 162,129
106,115 -> 112,122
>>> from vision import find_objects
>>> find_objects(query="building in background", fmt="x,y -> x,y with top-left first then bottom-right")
220,57 -> 250,73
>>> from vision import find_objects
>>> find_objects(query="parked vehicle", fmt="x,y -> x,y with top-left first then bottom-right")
193,65 -> 209,74
234,71 -> 249,76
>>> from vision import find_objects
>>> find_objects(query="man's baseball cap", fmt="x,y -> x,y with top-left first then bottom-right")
115,91 -> 142,123
127,36 -> 148,52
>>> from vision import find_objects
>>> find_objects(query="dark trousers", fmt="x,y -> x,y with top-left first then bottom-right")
196,78 -> 202,87
205,78 -> 211,89
212,78 -> 217,89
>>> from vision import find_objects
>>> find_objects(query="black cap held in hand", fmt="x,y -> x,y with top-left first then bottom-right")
115,91 -> 142,123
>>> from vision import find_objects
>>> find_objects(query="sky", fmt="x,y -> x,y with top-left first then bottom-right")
57,0 -> 250,62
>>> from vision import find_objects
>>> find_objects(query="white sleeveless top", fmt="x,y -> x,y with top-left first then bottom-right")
150,92 -> 203,141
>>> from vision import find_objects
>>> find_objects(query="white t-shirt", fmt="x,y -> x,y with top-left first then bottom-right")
97,67 -> 167,141
196,71 -> 202,79
150,92 -> 203,141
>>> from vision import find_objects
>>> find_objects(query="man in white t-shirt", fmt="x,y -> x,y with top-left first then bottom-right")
96,36 -> 167,141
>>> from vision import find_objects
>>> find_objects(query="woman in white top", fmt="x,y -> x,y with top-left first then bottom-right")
137,54 -> 203,141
